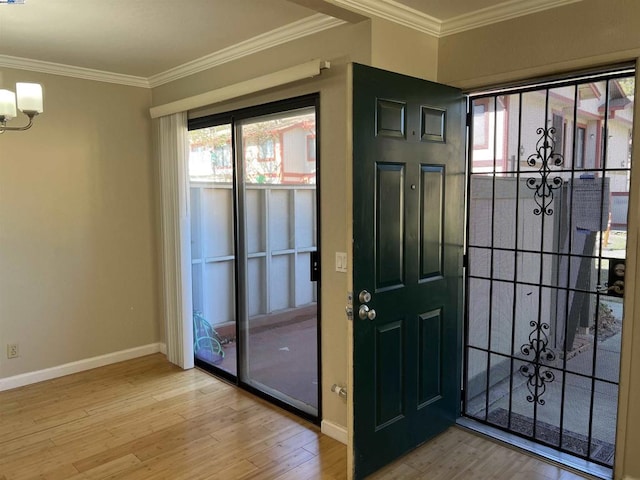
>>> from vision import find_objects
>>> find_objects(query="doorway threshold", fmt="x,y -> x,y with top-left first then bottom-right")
456,417 -> 612,480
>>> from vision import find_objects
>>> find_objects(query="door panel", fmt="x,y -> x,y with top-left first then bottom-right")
376,99 -> 406,137
376,163 -> 405,289
375,320 -> 404,427
420,165 -> 445,279
418,309 -> 443,406
352,63 -> 465,478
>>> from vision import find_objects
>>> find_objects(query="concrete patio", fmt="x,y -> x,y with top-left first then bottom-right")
467,298 -> 623,467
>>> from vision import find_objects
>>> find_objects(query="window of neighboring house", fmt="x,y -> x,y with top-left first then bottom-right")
306,135 -> 316,162
212,144 -> 232,167
575,126 -> 586,168
552,113 -> 564,155
472,99 -> 490,148
259,138 -> 275,161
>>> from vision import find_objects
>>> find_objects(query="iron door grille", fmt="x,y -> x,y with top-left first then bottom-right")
463,67 -> 634,469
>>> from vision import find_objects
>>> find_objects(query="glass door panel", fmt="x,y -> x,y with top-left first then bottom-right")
239,107 -> 318,415
188,123 -> 237,376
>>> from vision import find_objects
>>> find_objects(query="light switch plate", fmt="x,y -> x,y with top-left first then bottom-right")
335,252 -> 348,273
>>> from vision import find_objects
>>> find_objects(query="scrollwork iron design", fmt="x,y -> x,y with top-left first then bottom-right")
525,127 -> 564,216
519,320 -> 556,405
518,126 -> 563,404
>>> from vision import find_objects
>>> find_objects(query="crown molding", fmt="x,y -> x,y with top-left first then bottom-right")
330,0 -> 581,38
0,54 -> 150,88
0,14 -> 343,89
0,1 -> 582,88
330,0 -> 441,36
440,0 -> 583,36
148,14 -> 345,88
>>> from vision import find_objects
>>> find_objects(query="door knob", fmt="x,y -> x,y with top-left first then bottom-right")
358,290 -> 372,303
358,305 -> 376,320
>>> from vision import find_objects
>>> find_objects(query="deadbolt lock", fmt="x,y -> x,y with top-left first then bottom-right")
358,289 -> 372,303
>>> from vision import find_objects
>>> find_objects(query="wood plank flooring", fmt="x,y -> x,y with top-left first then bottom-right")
0,354 -> 591,479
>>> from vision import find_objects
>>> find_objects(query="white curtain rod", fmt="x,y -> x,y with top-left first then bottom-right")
149,59 -> 330,119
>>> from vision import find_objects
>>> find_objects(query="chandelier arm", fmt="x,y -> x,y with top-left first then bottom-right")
0,112 -> 37,132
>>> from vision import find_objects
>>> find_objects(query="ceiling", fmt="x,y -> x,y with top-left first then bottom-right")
0,0 -> 580,86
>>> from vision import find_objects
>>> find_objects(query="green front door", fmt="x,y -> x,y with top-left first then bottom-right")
352,64 -> 465,478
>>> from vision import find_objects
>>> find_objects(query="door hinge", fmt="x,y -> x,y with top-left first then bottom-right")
466,111 -> 472,127
463,253 -> 468,269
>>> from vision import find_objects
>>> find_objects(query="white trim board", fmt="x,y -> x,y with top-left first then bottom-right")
0,343 -> 164,392
321,419 -> 348,445
149,59 -> 329,119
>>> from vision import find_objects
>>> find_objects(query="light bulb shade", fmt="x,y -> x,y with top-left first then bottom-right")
16,83 -> 43,114
0,89 -> 17,119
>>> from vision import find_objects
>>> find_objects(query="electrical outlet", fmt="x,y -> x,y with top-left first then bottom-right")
7,343 -> 19,359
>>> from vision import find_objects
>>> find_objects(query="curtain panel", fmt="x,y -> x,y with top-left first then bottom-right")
156,112 -> 194,368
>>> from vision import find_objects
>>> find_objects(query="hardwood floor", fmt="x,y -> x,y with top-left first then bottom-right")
367,431 -> 591,480
0,354 -> 591,479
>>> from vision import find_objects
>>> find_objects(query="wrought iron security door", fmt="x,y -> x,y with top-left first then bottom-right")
463,68 -> 634,469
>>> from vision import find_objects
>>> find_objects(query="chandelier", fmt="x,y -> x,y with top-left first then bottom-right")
0,83 -> 44,133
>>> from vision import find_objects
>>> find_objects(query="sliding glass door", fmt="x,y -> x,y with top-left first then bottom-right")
238,107 -> 318,415
187,96 -> 319,419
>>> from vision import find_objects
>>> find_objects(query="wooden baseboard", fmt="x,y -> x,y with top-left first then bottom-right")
0,343 -> 164,391
321,419 -> 347,445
